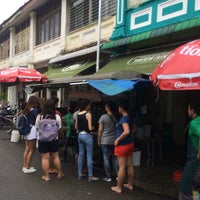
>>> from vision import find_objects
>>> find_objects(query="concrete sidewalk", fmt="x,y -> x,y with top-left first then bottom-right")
0,129 -> 176,200
134,165 -> 178,198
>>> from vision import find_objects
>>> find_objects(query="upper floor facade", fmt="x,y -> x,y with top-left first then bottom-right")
0,0 -> 116,70
111,0 -> 200,39
100,0 -> 200,54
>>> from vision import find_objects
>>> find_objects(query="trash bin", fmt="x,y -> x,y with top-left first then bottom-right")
10,130 -> 21,143
133,150 -> 142,166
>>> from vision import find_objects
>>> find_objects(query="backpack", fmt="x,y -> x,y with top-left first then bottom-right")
17,114 -> 31,136
38,115 -> 59,142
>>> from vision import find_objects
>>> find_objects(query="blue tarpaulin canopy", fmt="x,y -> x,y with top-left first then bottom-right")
87,79 -> 150,96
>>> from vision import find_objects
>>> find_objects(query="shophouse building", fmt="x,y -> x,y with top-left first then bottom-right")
1,0 -> 200,155
101,0 -> 200,150
1,1 -> 200,196
0,0 -> 116,107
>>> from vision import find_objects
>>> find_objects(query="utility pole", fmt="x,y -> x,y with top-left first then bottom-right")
96,0 -> 102,72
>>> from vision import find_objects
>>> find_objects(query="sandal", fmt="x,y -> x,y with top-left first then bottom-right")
41,176 -> 51,182
57,173 -> 64,180
88,176 -> 99,182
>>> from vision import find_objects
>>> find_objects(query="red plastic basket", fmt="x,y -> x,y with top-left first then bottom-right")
173,170 -> 182,182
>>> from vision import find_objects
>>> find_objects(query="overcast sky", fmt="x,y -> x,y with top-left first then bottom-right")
0,0 -> 29,24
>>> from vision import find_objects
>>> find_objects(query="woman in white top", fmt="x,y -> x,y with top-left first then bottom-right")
22,95 -> 39,174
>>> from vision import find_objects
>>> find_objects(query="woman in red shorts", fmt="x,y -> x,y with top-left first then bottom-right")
111,101 -> 134,194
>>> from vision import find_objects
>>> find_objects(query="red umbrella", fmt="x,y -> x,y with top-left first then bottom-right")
150,39 -> 200,90
0,67 -> 48,83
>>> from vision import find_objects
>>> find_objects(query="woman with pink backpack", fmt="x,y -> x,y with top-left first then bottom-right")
35,98 -> 64,182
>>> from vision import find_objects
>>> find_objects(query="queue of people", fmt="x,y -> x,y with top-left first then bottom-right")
18,95 -> 135,194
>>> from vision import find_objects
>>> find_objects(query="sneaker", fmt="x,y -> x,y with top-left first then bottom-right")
88,176 -> 99,182
78,174 -> 86,180
102,177 -> 112,182
22,167 -> 36,172
23,167 -> 37,174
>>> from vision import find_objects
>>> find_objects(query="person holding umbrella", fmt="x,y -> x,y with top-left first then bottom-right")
179,100 -> 200,200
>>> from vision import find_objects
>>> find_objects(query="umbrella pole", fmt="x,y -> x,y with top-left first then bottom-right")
155,87 -> 160,103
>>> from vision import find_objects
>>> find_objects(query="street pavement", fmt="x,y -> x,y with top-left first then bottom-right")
0,130 -> 176,200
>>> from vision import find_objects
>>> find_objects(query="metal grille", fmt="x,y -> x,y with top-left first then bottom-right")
0,38 -> 9,60
101,0 -> 116,18
91,0 -> 99,22
15,27 -> 30,54
69,1 -> 89,32
69,0 -> 116,32
15,19 -> 30,54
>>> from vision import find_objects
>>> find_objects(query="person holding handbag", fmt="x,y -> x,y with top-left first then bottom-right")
98,101 -> 118,182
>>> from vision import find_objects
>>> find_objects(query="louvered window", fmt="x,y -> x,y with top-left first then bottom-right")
37,10 -> 61,45
36,0 -> 61,45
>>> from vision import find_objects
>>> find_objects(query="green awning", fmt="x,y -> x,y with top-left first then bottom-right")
102,17 -> 200,50
96,51 -> 170,75
45,60 -> 96,80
